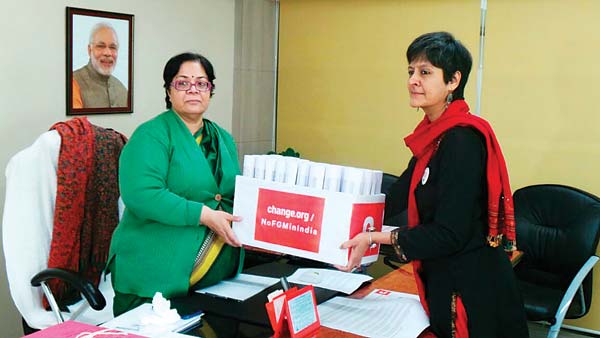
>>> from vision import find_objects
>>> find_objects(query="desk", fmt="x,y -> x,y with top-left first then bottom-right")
312,250 -> 523,338
182,251 -> 523,338
179,260 -> 430,338
300,263 -> 434,338
177,259 -> 340,337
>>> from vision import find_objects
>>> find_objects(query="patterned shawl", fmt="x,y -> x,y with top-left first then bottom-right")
47,117 -> 127,306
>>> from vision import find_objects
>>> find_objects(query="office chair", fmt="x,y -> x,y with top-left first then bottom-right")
2,118 -> 126,333
513,184 -> 600,338
381,172 -> 399,196
378,172 -> 410,270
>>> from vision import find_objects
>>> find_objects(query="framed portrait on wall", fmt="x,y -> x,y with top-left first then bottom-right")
66,7 -> 134,115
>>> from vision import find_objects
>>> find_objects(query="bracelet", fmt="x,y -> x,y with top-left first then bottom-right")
367,225 -> 377,249
390,228 -> 409,263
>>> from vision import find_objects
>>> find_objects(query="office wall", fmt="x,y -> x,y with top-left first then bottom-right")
277,0 -> 600,332
0,1 -> 235,336
277,0 -> 480,173
232,0 -> 278,162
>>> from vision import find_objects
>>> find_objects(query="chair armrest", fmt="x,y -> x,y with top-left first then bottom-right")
30,268 -> 106,311
383,255 -> 403,270
549,255 -> 599,338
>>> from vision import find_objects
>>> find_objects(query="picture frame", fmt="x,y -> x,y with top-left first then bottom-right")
66,7 -> 134,115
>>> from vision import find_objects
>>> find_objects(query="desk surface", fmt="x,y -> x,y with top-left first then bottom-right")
183,250 -> 523,338
306,263 -> 434,338
182,264 -> 426,338
311,250 -> 523,338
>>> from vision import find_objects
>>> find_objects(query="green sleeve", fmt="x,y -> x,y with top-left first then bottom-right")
119,128 -> 203,226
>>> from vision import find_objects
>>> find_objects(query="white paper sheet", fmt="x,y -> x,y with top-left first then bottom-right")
308,163 -> 325,189
341,166 -> 364,194
295,159 -> 310,186
323,164 -> 342,192
242,155 -> 256,177
254,155 -> 266,180
194,273 -> 279,301
103,303 -> 202,337
318,289 -> 429,338
286,268 -> 372,294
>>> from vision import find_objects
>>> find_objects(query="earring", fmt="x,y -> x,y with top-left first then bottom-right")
416,106 -> 420,112
446,92 -> 453,104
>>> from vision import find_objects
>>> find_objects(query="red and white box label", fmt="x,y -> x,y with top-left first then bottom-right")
233,176 -> 385,266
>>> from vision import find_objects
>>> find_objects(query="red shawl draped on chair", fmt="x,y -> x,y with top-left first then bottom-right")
46,117 -> 127,306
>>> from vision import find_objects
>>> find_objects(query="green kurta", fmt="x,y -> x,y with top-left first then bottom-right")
107,110 -> 243,299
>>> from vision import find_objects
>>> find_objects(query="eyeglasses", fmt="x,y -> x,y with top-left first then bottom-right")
171,80 -> 212,92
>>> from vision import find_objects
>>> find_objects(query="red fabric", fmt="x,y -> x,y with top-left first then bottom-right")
455,295 -> 469,338
46,117 -> 126,306
403,99 -> 516,322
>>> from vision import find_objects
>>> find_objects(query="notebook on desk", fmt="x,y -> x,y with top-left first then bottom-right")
173,261 -> 341,329
22,321 -> 147,338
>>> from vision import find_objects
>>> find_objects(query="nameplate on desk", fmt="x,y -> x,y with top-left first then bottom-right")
266,285 -> 320,338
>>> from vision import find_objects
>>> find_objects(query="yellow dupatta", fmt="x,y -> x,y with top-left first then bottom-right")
189,128 -> 226,286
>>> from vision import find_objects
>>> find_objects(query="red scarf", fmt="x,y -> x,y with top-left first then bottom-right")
47,117 -> 126,306
404,100 -> 516,335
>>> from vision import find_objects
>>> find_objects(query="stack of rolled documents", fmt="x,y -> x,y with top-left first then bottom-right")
242,155 -> 383,195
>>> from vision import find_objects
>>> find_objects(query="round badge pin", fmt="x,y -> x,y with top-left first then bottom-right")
421,167 -> 430,185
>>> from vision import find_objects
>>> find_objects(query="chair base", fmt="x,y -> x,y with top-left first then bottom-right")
22,317 -> 38,335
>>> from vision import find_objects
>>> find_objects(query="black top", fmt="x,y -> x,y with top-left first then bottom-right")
385,126 -> 529,338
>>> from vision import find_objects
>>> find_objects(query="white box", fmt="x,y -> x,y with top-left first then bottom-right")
232,176 -> 385,266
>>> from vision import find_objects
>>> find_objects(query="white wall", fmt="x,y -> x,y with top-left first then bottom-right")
0,1 -> 235,336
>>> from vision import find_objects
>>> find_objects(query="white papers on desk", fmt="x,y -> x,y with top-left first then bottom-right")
318,289 -> 429,338
195,273 -> 280,301
103,303 -> 203,337
287,268 -> 372,294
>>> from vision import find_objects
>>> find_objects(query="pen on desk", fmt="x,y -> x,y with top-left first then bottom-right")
280,276 -> 291,291
181,310 -> 203,320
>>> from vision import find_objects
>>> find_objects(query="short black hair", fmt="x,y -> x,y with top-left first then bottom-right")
163,52 -> 216,109
406,32 -> 472,101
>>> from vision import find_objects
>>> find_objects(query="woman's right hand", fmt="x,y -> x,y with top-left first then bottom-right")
200,206 -> 242,247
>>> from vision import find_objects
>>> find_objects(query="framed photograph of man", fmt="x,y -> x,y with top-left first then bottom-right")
66,7 -> 134,115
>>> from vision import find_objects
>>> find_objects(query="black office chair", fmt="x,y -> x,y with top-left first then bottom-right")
381,172 -> 399,195
513,184 -> 600,338
378,172 -> 410,269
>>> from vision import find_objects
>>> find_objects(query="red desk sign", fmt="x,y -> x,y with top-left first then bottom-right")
265,285 -> 320,338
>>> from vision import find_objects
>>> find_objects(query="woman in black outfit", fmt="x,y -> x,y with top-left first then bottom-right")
338,32 -> 529,338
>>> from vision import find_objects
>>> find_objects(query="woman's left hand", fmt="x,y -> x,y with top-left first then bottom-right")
334,232 -> 370,272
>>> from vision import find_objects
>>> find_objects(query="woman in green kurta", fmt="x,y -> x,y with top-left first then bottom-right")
107,53 -> 244,316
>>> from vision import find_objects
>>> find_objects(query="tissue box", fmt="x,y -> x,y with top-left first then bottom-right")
233,176 -> 385,266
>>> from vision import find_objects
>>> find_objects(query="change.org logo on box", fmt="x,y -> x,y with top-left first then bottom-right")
255,188 -> 325,253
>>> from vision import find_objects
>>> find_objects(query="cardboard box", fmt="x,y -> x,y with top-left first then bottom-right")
233,176 -> 385,266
